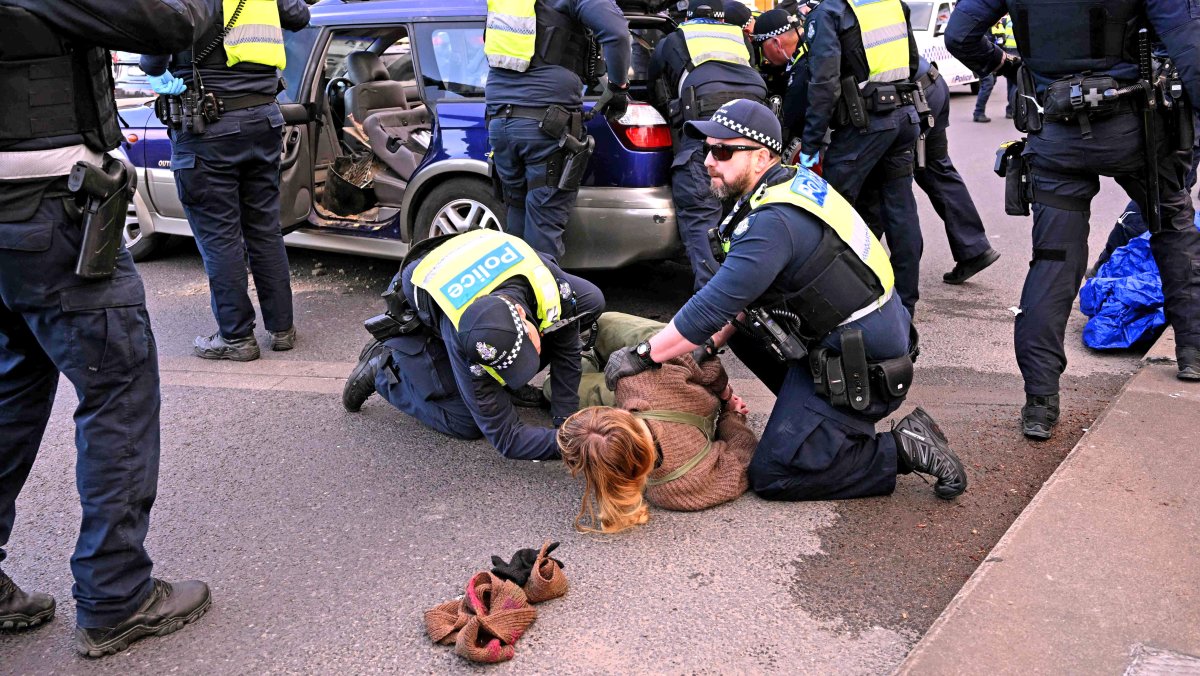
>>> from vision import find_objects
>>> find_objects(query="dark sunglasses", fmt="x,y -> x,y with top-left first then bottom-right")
704,142 -> 765,161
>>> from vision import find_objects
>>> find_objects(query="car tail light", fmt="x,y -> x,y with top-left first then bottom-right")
610,103 -> 672,151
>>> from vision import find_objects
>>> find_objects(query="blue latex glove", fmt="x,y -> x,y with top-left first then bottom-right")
799,151 -> 820,169
147,72 -> 186,96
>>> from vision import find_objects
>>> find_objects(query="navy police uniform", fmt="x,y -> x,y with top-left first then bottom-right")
374,240 -> 604,460
648,1 -> 768,289
0,0 -> 207,629
800,0 -> 925,314
947,0 -> 1200,397
484,0 -> 632,261
140,0 -> 310,350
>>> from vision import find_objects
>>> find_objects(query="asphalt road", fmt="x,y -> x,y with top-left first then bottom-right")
1,89 -> 1144,674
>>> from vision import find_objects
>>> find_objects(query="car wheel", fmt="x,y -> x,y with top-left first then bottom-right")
412,178 -> 505,244
123,201 -> 166,261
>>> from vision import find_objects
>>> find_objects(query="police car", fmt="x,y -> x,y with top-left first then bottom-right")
907,0 -> 979,89
117,0 -> 679,270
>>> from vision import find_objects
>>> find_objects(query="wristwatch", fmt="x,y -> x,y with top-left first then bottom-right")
634,340 -> 659,369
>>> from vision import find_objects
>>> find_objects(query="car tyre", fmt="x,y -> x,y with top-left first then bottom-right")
412,178 -> 506,245
124,207 -> 167,262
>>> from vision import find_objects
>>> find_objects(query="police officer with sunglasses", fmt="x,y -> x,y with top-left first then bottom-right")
604,99 -> 967,503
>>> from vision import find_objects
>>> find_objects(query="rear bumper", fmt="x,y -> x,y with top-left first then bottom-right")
561,185 -> 679,270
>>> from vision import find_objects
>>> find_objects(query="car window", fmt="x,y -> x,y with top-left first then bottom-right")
320,27 -> 412,83
907,1 -> 933,30
280,26 -> 320,103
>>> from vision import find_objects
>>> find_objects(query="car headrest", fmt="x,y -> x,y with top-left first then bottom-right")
345,51 -> 389,85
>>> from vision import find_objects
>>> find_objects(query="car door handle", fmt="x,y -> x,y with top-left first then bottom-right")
280,127 -> 302,171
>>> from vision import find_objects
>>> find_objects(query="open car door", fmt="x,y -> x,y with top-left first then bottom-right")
278,102 -> 316,234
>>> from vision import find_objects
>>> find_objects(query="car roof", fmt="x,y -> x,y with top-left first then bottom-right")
312,0 -> 487,22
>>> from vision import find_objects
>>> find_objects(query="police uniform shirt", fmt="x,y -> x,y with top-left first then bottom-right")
484,0 -> 632,111
946,0 -> 1200,105
139,0 -> 310,98
647,24 -> 768,117
673,163 -> 910,358
400,251 -> 603,461
800,0 -> 919,153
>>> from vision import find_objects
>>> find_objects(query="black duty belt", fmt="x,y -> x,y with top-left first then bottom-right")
220,93 -> 277,112
490,104 -> 581,122
916,64 -> 940,93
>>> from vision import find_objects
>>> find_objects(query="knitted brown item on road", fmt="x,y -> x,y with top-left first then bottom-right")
524,540 -> 569,603
453,571 -> 538,663
423,599 -> 466,644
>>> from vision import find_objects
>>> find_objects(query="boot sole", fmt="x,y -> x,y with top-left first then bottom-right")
1177,370 -> 1200,381
907,407 -> 968,499
1022,425 -> 1053,440
193,347 -> 260,362
342,349 -> 384,412
76,594 -> 211,658
0,605 -> 55,631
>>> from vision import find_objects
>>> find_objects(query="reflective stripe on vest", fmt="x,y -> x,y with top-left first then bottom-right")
1003,19 -> 1016,49
847,0 -> 910,83
748,166 -> 894,321
224,0 -> 286,70
0,144 -> 104,181
411,230 -> 562,382
485,0 -> 537,72
680,20 -> 752,69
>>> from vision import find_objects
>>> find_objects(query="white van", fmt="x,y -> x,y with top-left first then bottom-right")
906,0 -> 980,90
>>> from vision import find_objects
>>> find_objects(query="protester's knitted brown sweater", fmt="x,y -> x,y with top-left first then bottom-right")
615,355 -> 758,511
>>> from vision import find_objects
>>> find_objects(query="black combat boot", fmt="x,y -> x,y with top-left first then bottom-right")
1021,394 -> 1060,440
75,578 -> 210,658
943,248 -> 1001,285
343,339 -> 387,412
1178,347 -> 1200,381
509,384 -> 548,408
892,407 -> 968,499
267,326 -> 297,352
193,333 -> 260,361
0,571 -> 55,630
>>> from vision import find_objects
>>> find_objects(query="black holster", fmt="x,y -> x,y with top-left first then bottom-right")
811,329 -> 915,411
994,139 -> 1031,216
68,155 -> 136,280
364,272 -> 423,341
839,76 -> 869,128
1013,65 -> 1042,133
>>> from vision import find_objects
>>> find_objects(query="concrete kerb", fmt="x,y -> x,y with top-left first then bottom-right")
897,327 -> 1200,675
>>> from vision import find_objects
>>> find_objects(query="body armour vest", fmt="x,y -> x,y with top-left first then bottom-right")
735,167 -> 894,342
681,20 -> 752,71
485,0 -> 592,77
0,5 -> 122,152
846,0 -> 911,84
411,230 -> 562,382
176,2 -> 279,79
1011,0 -> 1139,77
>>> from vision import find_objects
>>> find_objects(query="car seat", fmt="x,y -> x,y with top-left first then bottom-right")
343,52 -> 409,132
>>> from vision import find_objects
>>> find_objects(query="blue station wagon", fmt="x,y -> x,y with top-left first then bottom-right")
119,0 -> 680,269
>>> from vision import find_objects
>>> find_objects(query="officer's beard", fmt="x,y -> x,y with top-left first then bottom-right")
709,168 -> 754,201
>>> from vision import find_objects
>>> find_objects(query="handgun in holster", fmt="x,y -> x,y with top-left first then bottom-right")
364,271 -> 423,341
994,139 -> 1030,216
68,156 -> 136,280
556,131 -> 595,191
840,76 -> 869,129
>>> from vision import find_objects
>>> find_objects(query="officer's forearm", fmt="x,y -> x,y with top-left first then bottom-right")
646,321 -> 701,364
945,5 -> 1006,75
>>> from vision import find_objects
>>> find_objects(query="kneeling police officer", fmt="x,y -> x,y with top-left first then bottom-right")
343,230 -> 604,461
605,100 -> 967,501
0,0 -> 212,657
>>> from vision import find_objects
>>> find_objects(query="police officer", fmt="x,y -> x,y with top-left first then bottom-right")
605,100 -> 967,501
0,0 -> 211,657
648,0 -> 768,289
796,0 -> 925,316
342,230 -> 604,461
752,9 -> 807,154
484,0 -> 632,261
946,0 -> 1200,439
140,0 -> 310,361
971,17 -> 1014,123
863,57 -> 1001,285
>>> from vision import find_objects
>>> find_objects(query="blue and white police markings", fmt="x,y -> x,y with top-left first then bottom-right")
442,243 -> 525,310
790,167 -> 829,206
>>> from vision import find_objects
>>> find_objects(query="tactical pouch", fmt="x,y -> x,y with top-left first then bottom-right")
869,353 -> 913,401
839,329 -> 871,411
1014,65 -> 1041,133
840,76 -> 869,128
539,105 -> 572,140
1042,75 -> 1121,123
994,139 -> 1031,216
864,84 -> 899,114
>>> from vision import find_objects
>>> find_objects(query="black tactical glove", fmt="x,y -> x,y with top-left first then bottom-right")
490,542 -> 564,586
690,338 -> 718,364
996,52 -> 1022,80
594,81 -> 631,122
604,343 -> 657,391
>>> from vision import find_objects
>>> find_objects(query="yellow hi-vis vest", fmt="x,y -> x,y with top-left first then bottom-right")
485,0 -> 537,72
1002,17 -> 1017,49
223,0 -> 286,70
411,230 -> 562,384
680,21 -> 752,70
846,0 -> 910,83
747,167 -> 894,324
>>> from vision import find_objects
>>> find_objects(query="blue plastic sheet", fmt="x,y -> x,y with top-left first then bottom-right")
1079,213 -> 1200,349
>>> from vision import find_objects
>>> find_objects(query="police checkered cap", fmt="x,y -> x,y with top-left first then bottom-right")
687,0 -> 725,19
723,1 -> 752,28
456,294 -> 541,386
683,98 -> 783,155
751,8 -> 798,42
